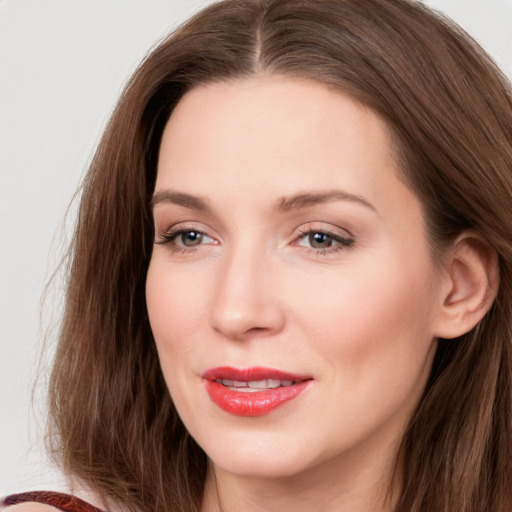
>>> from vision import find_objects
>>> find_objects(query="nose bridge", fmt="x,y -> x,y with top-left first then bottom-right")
209,236 -> 283,340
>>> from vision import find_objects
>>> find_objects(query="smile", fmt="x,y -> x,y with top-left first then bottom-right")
202,367 -> 311,417
215,379 -> 295,390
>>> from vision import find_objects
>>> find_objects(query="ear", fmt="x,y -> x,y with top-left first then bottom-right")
434,232 -> 499,339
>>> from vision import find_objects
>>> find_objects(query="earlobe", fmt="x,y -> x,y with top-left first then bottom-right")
434,233 -> 499,339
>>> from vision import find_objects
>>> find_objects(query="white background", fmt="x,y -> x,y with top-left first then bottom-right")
1,0 -> 511,496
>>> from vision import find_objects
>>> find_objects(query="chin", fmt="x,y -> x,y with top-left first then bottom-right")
211,454 -> 311,480
198,428 -> 325,480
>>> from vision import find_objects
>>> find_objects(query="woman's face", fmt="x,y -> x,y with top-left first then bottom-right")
146,77 -> 443,482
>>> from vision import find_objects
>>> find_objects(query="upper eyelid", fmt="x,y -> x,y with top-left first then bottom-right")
294,222 -> 355,238
157,220 -> 212,234
154,221 -> 355,243
160,226 -> 213,240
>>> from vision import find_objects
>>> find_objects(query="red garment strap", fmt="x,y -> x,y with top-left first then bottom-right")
2,491 -> 105,512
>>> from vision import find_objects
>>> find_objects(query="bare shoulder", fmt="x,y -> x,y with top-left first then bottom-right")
0,504 -> 61,512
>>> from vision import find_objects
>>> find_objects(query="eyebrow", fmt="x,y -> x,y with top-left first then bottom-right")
150,190 -> 211,212
150,189 -> 376,214
275,190 -> 377,213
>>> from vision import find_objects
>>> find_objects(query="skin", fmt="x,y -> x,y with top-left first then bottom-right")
5,77 -> 497,512
146,76 -> 447,512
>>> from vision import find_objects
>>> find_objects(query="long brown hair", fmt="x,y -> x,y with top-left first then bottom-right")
48,1 -> 512,510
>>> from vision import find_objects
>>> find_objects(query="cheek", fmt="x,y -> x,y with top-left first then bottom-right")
146,259 -> 207,362
290,252 -> 438,375
289,256 -> 439,446
146,258 -> 213,421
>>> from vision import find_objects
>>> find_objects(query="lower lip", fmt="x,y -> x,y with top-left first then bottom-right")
204,380 -> 310,417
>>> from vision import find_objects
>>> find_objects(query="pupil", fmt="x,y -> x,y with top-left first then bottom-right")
310,232 -> 331,248
182,231 -> 202,246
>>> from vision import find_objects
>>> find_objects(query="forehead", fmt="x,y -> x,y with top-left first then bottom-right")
162,76 -> 394,156
156,76 -> 419,223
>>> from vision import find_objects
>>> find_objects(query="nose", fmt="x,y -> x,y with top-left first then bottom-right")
209,245 -> 285,341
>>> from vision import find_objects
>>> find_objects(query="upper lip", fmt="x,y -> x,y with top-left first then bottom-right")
201,366 -> 311,383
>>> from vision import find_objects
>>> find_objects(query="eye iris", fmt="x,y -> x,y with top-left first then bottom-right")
181,231 -> 202,246
309,232 -> 332,248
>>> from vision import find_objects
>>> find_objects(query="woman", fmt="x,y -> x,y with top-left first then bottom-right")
3,0 -> 511,511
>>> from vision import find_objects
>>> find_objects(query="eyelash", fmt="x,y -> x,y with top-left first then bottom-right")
295,227 -> 354,255
154,226 -> 355,256
155,226 -> 214,254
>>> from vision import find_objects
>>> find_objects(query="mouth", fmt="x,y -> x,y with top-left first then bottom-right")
201,366 -> 312,417
215,378 -> 296,391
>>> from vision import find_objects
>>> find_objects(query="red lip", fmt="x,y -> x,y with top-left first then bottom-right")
202,366 -> 312,417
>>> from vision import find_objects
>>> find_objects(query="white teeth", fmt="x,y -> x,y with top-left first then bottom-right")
216,379 -> 296,390
248,380 -> 268,389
